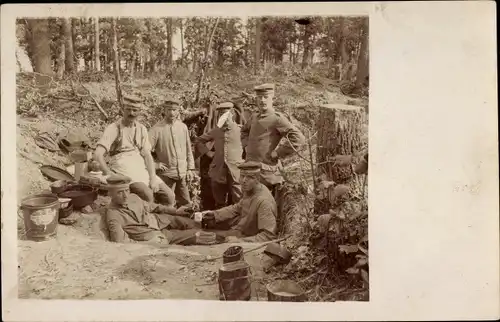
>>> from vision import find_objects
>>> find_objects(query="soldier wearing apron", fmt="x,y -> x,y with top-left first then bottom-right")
94,94 -> 175,206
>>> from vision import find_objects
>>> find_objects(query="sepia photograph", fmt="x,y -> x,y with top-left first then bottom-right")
3,2 -> 499,322
14,14 -> 369,302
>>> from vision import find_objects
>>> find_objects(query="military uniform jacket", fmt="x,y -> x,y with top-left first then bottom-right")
195,122 -> 243,184
105,194 -> 177,243
213,183 -> 277,242
241,110 -> 306,185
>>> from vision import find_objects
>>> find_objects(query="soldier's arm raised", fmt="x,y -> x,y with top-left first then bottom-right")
194,128 -> 215,157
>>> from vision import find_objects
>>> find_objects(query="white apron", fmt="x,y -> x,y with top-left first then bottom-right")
108,149 -> 151,185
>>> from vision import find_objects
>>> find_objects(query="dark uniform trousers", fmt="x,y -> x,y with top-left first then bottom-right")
211,164 -> 243,210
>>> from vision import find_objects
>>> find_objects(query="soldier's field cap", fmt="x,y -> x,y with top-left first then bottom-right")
106,175 -> 132,190
238,160 -> 262,175
217,102 -> 234,110
123,94 -> 144,108
163,98 -> 182,108
254,83 -> 275,95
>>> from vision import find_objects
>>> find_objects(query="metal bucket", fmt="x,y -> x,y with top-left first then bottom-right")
20,193 -> 60,242
266,280 -> 307,302
218,260 -> 252,301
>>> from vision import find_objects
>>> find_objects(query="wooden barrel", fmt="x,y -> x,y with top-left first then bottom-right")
20,193 -> 60,242
266,280 -> 307,302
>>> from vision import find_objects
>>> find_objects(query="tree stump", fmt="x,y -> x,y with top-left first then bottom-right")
315,104 -> 366,213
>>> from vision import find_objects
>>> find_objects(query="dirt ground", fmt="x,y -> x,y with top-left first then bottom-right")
17,118 -> 274,300
18,222 -> 271,300
15,74 -> 368,300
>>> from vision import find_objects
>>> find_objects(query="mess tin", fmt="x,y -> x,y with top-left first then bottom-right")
194,212 -> 203,222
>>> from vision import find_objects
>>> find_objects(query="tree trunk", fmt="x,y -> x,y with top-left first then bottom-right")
62,18 -> 75,74
339,18 -> 349,81
195,17 -> 219,105
94,18 -> 101,72
244,27 -> 249,67
301,24 -> 312,69
56,40 -> 65,79
315,104 -> 366,212
192,51 -> 198,73
103,53 -> 108,72
53,21 -> 66,78
254,18 -> 261,75
26,19 -> 53,75
309,34 -> 315,65
294,38 -> 300,65
150,54 -> 156,73
108,33 -> 114,73
71,18 -> 78,68
180,19 -> 184,66
140,48 -> 146,74
355,19 -> 369,89
216,41 -> 224,67
111,18 -> 123,109
165,18 -> 173,66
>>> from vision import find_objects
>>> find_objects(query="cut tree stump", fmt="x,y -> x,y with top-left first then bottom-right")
315,104 -> 366,213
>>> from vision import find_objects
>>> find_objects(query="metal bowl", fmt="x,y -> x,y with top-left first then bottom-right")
266,280 -> 307,302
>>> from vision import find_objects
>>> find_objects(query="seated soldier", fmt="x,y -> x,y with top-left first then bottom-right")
201,161 -> 278,243
104,175 -> 200,245
94,94 -> 176,206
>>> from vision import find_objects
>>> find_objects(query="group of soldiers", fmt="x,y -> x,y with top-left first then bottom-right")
94,83 -> 306,245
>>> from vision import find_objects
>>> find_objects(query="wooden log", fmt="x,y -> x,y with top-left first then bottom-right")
315,104 -> 366,211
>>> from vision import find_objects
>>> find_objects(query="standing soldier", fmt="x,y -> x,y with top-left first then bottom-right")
181,103 -> 214,210
149,98 -> 197,207
241,83 -> 306,196
195,102 -> 244,209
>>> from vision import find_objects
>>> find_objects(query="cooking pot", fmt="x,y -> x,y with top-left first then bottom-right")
50,180 -> 70,194
266,280 -> 307,302
58,184 -> 97,209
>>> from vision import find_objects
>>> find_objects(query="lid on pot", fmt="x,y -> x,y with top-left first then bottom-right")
40,165 -> 76,182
